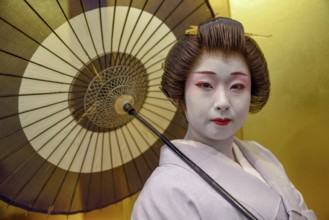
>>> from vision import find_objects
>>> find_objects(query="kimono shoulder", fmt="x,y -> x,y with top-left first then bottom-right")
131,139 -> 317,220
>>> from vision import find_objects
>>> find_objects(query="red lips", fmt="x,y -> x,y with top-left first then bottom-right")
211,118 -> 231,126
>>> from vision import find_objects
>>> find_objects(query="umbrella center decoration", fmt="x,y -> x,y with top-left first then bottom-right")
83,65 -> 147,129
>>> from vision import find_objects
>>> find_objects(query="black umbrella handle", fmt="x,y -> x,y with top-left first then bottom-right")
123,103 -> 258,220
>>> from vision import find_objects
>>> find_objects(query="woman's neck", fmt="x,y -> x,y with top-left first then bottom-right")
184,133 -> 236,161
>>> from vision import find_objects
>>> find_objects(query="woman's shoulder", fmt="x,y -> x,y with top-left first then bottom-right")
235,138 -> 285,170
144,159 -> 203,192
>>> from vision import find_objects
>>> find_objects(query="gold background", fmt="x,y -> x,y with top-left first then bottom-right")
1,0 -> 328,219
228,0 -> 329,220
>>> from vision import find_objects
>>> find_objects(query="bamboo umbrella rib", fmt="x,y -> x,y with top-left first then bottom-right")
66,130 -> 91,212
143,103 -> 186,131
99,130 -> 105,205
121,127 -> 144,188
113,0 -> 133,66
0,97 -> 80,122
109,0 -> 117,67
115,129 -> 131,196
0,73 -> 85,88
139,111 -> 175,140
124,123 -> 154,173
143,101 -> 176,114
56,0 -> 102,75
51,128 -> 88,214
0,102 -> 79,148
23,122 -> 83,213
127,0 -> 183,66
76,130 -> 100,212
117,0 -> 149,65
109,131 -> 116,202
23,0 -> 95,76
79,0 -> 103,70
0,104 -> 83,166
140,109 -> 175,139
112,130 -> 131,201
131,120 -> 160,160
123,0 -> 166,67
0,17 -> 93,81
0,50 -> 89,84
98,0 -> 107,69
143,105 -> 173,123
145,94 -> 170,101
131,1 -> 204,66
0,113 -> 81,207
83,128 -> 100,211
139,41 -> 175,68
146,68 -> 163,78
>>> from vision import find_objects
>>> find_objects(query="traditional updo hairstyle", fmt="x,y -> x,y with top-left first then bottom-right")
161,17 -> 270,113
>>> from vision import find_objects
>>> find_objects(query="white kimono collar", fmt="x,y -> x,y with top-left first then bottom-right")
160,138 -> 282,220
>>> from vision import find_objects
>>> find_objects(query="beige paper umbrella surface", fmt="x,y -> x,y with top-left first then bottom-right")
0,0 -> 214,215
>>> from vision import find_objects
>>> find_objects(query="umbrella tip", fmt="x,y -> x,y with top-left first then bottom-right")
115,95 -> 135,115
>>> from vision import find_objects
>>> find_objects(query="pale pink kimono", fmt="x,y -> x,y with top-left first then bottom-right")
131,138 -> 317,220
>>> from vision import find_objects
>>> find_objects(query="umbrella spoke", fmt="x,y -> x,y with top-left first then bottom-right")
0,109 -> 82,202
0,73 -> 87,89
78,0 -> 103,70
129,1 -> 205,68
65,130 -> 90,213
124,123 -> 154,177
20,121 -> 83,213
131,119 -> 160,165
23,0 -> 96,77
38,126 -> 84,215
126,0 -> 183,67
117,0 -> 149,65
108,131 -> 116,201
98,0 -> 107,69
140,111 -> 175,140
0,106 -> 67,143
0,50 -> 89,84
114,129 -> 131,197
83,129 -> 101,211
113,0 -> 133,65
0,104 -> 84,163
109,0 -> 117,67
121,0 -> 166,66
0,17 -> 93,81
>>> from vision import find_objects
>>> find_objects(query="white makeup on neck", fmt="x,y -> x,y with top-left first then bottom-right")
184,52 -> 251,159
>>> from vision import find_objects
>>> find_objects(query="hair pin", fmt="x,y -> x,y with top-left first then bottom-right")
185,25 -> 198,36
245,32 -> 272,38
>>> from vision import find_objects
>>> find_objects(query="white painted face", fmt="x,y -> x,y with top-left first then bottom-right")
184,52 -> 251,145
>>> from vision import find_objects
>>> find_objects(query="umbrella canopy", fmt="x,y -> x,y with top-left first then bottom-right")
0,0 -> 214,215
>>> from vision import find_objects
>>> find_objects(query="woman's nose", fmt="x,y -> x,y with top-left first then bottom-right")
214,89 -> 230,111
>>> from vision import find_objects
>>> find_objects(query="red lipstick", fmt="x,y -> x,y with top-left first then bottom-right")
212,118 -> 231,126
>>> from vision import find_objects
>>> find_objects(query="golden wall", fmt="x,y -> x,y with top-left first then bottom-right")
229,0 -> 329,219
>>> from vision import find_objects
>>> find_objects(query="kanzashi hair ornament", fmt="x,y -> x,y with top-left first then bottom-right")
185,24 -> 271,38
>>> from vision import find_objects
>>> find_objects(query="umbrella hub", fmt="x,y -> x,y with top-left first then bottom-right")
83,64 -> 147,129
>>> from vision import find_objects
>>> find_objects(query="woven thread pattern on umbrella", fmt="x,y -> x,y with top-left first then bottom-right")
0,0 -> 214,215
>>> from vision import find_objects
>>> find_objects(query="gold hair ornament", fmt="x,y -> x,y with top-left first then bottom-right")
185,25 -> 198,36
185,25 -> 272,38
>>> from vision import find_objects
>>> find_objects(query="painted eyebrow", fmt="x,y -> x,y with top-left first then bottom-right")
192,71 -> 249,76
231,72 -> 250,77
192,71 -> 215,75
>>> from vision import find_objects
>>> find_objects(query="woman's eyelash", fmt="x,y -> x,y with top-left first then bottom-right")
195,82 -> 213,88
231,84 -> 245,90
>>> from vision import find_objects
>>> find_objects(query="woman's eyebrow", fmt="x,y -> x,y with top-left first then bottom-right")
231,72 -> 249,77
192,71 -> 216,75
